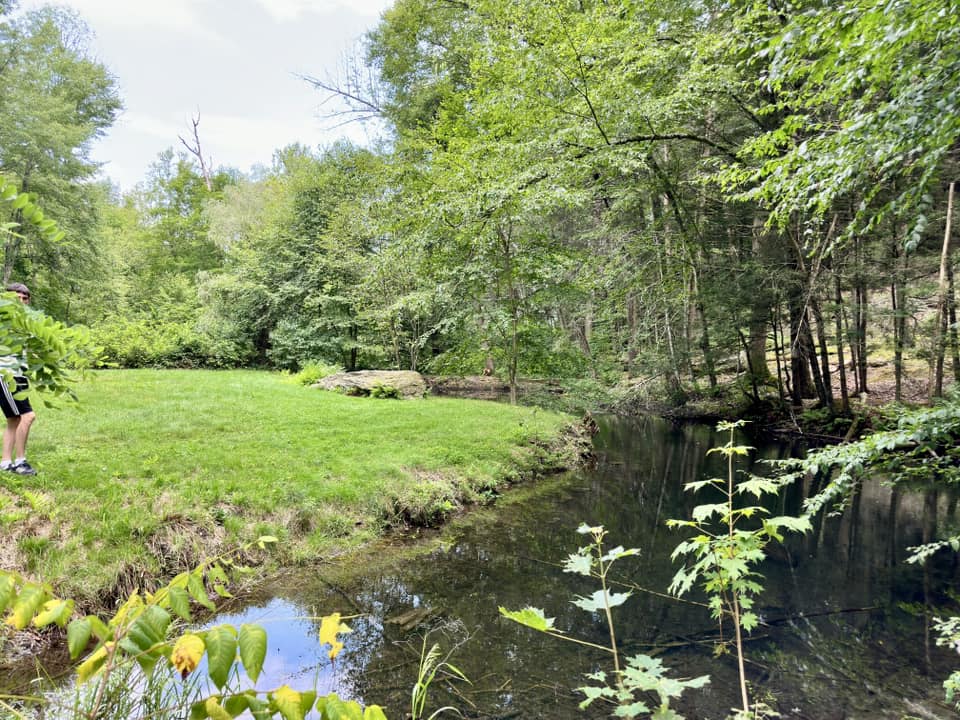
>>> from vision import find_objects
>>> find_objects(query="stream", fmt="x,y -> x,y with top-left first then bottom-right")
207,415 -> 959,719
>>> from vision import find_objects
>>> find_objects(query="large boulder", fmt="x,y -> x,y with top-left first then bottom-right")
312,370 -> 427,399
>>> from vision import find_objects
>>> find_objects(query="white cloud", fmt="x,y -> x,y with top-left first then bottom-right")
248,0 -> 389,22
20,0 -> 229,46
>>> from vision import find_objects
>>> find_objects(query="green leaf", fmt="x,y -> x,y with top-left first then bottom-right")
127,605 -> 171,652
741,611 -> 759,632
256,535 -> 278,549
0,573 -> 16,614
562,552 -> 592,576
766,515 -> 813,534
572,590 -> 631,613
691,503 -> 727,523
601,545 -> 640,563
322,694 -> 363,720
224,694 -> 252,716
67,617 -> 92,659
189,700 -> 209,720
248,696 -> 272,720
239,623 -> 267,683
363,706 -> 388,720
168,586 -> 192,621
88,615 -> 111,641
273,685 -> 304,720
188,570 -> 215,610
76,645 -> 109,683
498,606 -> 560,633
8,583 -> 46,630
203,697 -> 232,720
205,625 -> 238,690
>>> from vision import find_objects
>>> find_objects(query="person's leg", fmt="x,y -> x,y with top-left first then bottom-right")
13,410 -> 34,461
2,417 -> 17,466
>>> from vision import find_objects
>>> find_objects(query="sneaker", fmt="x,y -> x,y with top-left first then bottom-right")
11,460 -> 36,475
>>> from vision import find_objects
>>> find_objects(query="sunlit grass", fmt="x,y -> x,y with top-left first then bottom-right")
5,369 -> 577,605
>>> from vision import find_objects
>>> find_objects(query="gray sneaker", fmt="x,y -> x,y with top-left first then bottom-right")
11,460 -> 36,475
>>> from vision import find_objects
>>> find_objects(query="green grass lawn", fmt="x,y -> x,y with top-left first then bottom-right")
0,369 -> 580,606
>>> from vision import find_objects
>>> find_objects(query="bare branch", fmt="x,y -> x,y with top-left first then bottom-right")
179,111 -> 213,191
299,43 -> 385,126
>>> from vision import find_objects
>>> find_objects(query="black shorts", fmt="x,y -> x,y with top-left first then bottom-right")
0,376 -> 32,418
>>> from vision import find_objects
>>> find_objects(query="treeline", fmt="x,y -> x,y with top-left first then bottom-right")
2,0 -> 959,408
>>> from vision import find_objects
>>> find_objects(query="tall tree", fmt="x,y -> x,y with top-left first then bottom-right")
0,7 -> 121,295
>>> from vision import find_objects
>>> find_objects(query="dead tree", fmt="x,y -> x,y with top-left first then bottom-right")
179,111 -> 213,192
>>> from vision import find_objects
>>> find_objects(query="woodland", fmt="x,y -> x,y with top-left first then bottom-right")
2,2 -> 960,717
1,0 -> 959,409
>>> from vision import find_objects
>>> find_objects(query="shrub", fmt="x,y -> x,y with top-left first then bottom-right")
293,362 -> 344,386
370,383 -> 401,399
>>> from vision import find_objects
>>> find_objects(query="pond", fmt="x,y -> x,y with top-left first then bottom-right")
205,415 -> 959,719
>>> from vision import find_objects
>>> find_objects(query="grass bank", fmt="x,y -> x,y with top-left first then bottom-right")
0,369 -> 585,608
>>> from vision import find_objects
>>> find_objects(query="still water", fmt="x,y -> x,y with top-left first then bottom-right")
207,415 -> 959,719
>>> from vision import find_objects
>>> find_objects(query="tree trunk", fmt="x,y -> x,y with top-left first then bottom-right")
852,234 -> 869,394
789,292 -> 814,404
948,261 -> 960,384
625,293 -> 638,376
929,181 -> 955,401
809,294 -> 835,408
891,234 -> 908,402
747,217 -> 772,383
834,272 -> 850,413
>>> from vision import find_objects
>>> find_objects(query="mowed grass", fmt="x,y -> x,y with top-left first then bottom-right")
0,369 -> 578,605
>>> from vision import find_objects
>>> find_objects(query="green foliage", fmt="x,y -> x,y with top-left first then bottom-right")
776,395 -> 960,516
0,7 -> 121,297
668,421 -> 810,715
92,317 -> 237,368
291,361 -> 343,386
0,288 -> 100,401
370,383 -> 401,399
501,524 -> 708,718
410,635 -> 469,720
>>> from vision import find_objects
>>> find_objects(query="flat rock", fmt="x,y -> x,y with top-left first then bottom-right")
312,370 -> 427,399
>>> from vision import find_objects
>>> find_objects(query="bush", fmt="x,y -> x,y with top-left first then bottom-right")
370,383 -> 401,399
292,362 -> 343,386
91,318 -> 245,369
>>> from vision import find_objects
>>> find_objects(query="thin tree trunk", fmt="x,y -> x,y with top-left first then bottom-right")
853,234 -> 869,395
891,234 -> 908,402
834,272 -> 850,413
948,261 -> 960,385
929,181 -> 955,400
747,217 -> 772,383
810,294 -> 835,408
626,293 -> 638,375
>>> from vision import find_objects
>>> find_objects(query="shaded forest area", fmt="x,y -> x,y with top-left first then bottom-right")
2,0 -> 959,411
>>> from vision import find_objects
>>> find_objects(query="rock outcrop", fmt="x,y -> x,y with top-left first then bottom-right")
312,370 -> 427,399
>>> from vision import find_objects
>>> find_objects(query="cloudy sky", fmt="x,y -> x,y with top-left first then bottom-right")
18,0 -> 395,190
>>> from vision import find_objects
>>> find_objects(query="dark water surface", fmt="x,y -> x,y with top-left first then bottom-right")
208,415 -> 959,719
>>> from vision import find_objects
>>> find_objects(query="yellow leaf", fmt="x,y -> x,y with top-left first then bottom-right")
77,643 -> 111,684
205,696 -> 233,720
273,685 -> 304,720
171,633 -> 205,678
318,613 -> 352,660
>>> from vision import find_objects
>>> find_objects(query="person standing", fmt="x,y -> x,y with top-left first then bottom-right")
0,282 -> 37,475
